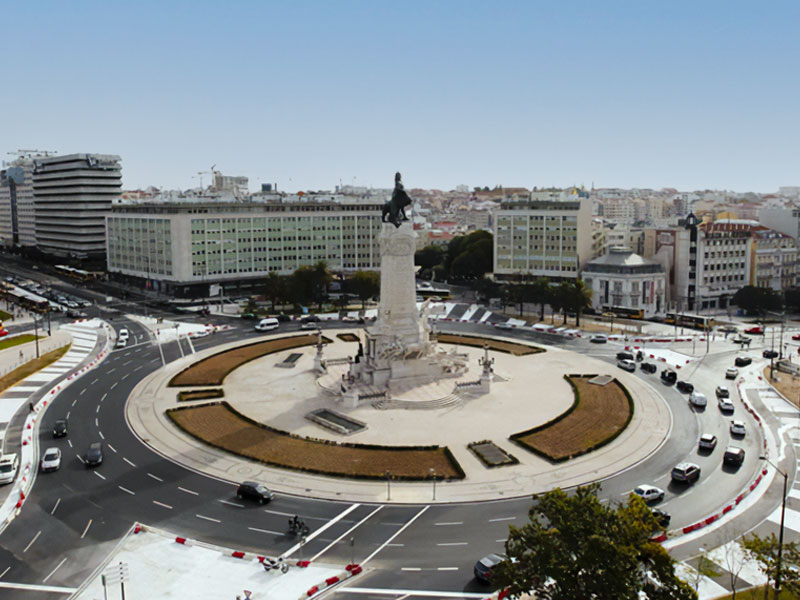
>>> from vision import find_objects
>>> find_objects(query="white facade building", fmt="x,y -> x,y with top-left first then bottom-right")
582,247 -> 666,317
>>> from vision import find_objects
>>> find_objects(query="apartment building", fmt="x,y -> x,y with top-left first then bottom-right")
751,227 -> 796,290
32,154 -> 122,259
0,157 -> 37,248
106,200 -> 383,297
493,191 -> 592,280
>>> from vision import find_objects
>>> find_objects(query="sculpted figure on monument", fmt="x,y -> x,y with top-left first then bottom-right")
382,171 -> 412,228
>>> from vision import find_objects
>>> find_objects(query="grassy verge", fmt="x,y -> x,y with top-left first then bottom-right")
0,309 -> 11,321
716,587 -> 798,599
0,334 -> 40,351
0,345 -> 71,394
167,401 -> 465,481
763,366 -> 800,409
510,375 -> 633,462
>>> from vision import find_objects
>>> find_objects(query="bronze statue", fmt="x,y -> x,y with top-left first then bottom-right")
382,172 -> 411,228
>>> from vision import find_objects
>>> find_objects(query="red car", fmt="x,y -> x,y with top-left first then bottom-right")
745,326 -> 763,335
0,329 -> 8,337
793,334 -> 800,341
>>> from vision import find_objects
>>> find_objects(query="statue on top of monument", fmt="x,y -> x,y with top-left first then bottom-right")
381,171 -> 412,228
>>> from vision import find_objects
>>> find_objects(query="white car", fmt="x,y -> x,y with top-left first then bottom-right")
698,434 -> 718,451
633,484 -> 664,503
718,397 -> 735,412
40,447 -> 61,472
590,334 -> 608,344
689,391 -> 708,408
726,367 -> 739,380
617,359 -> 636,372
730,420 -> 746,436
115,338 -> 127,349
0,453 -> 19,484
118,328 -> 130,342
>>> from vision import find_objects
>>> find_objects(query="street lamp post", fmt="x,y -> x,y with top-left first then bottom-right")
761,455 -> 788,598
430,468 -> 436,501
384,471 -> 391,501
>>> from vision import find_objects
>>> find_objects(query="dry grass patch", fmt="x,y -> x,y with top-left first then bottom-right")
336,333 -> 360,342
177,388 -> 224,402
510,375 -> 633,462
763,366 -> 800,409
437,333 -> 543,356
167,401 -> 464,481
0,334 -> 40,351
169,334 -> 330,387
0,345 -> 71,394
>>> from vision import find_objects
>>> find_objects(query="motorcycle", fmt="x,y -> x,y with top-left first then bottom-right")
288,517 -> 310,537
263,556 -> 289,574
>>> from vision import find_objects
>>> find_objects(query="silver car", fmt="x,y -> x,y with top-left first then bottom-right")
40,448 -> 61,472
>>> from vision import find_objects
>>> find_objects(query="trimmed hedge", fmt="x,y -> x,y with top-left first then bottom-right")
509,375 -> 634,463
177,388 -> 224,402
169,334 -> 331,387
167,401 -> 465,481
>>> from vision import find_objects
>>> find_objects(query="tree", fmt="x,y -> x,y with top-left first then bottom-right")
742,533 -> 800,596
260,271 -> 287,312
473,276 -> 502,302
346,270 -> 380,309
531,277 -> 552,322
564,279 -> 593,327
414,245 -> 444,276
289,262 -> 330,309
492,484 -> 697,600
444,231 -> 493,281
732,286 -> 782,315
551,281 -> 572,324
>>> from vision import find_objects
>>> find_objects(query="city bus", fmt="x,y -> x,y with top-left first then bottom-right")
55,265 -> 92,281
416,282 -> 452,300
601,306 -> 645,320
664,313 -> 716,330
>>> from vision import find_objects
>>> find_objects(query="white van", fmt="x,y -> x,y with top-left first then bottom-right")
0,453 -> 19,484
254,318 -> 279,332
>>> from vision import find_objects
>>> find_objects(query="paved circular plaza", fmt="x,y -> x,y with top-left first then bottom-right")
126,330 -> 672,503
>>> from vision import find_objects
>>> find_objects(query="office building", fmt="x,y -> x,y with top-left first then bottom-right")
106,199 -> 383,297
0,157 -> 37,248
32,154 -> 122,259
751,227 -> 797,290
582,247 -> 666,317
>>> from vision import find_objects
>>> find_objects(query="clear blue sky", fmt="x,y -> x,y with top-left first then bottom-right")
2,1 -> 798,193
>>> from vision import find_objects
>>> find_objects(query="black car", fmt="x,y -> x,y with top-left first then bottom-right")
301,315 -> 320,323
763,349 -> 778,359
85,442 -> 103,467
640,362 -> 657,374
652,508 -> 671,528
735,356 -> 753,367
275,313 -> 292,322
474,553 -> 506,584
676,381 -> 694,394
240,313 -> 257,320
52,419 -> 68,438
236,481 -> 273,504
723,446 -> 746,467
616,351 -> 634,362
660,369 -> 677,385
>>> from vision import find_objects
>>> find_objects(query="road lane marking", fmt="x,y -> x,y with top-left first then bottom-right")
79,388 -> 86,396
436,542 -> 468,546
0,581 -> 78,593
23,531 -> 41,553
98,431 -> 104,440
91,378 -> 98,385
122,360 -> 132,366
488,516 -> 516,522
435,521 -> 463,526
71,400 -> 76,407
101,393 -> 107,402
281,503 -> 362,559
179,486 -> 199,496
362,506 -> 429,565
110,382 -> 117,390
495,539 -> 506,543
67,440 -> 73,449
80,519 -> 92,539
437,567 -> 459,571
0,566 -> 8,579
123,457 -> 136,467
50,498 -> 60,515
95,406 -> 100,414
66,411 -> 70,419
310,505 -> 384,562
133,365 -> 143,371
401,567 -> 421,571
107,368 -> 115,374
248,526 -> 282,535
153,500 -> 173,509
118,486 -> 135,495
219,499 -> 244,508
107,444 -> 117,453
93,472 -> 106,480
147,473 -> 163,482
94,418 -> 98,427
42,558 -> 68,583
121,373 -> 129,380
195,514 -> 220,523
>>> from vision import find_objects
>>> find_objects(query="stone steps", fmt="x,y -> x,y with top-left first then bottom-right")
372,393 -> 461,410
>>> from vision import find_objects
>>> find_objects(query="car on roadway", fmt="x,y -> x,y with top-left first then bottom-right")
40,447 -> 61,472
640,362 -> 657,374
732,335 -> 751,346
698,434 -> 717,451
671,462 -> 701,484
240,312 -> 257,320
633,484 -> 665,503
118,328 -> 130,342
730,420 -> 746,437
494,322 -> 514,330
616,351 -> 635,362
52,419 -> 68,438
763,349 -> 779,359
275,313 -> 292,323
689,391 -> 707,408
652,508 -> 671,528
676,380 -> 694,394
115,338 -> 127,349
0,454 -> 19,484
589,334 -> 608,344
745,326 -> 764,335
617,359 -> 636,372
85,442 -> 103,467
660,369 -> 677,385
718,397 -> 735,413
793,334 -> 800,341
236,481 -> 273,504
718,326 -> 738,334
300,322 -> 321,330
254,318 -> 279,332
715,385 -> 730,399
726,367 -> 739,380
723,447 -> 746,467
474,553 -> 507,584
0,329 -> 7,337
735,356 -> 752,367
300,315 -> 321,324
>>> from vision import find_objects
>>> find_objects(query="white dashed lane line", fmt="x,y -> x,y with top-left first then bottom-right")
153,500 -> 173,509
0,566 -> 9,579
248,526 -> 283,535
90,378 -> 98,385
80,519 -> 92,539
93,472 -> 106,481
67,439 -> 73,448
107,368 -> 115,374
50,498 -> 60,515
107,444 -> 117,453
118,486 -> 135,496
101,392 -> 107,402
66,411 -> 70,419
195,514 -> 220,523
79,388 -> 86,396
95,406 -> 100,414
110,382 -> 118,390
435,521 -> 463,526
71,400 -> 76,407
147,473 -> 163,482
123,457 -> 137,468
488,516 -> 516,522
179,486 -> 199,496
94,418 -> 98,427
43,557 -> 67,583
436,542 -> 468,546
23,531 -> 41,553
98,431 -> 104,440
219,500 -> 244,508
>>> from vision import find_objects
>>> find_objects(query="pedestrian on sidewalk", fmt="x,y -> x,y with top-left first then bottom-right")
29,402 -> 34,413
19,349 -> 23,360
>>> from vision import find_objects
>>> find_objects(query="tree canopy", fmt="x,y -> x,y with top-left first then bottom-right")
732,285 -> 782,315
345,270 -> 380,308
492,484 -> 696,600
445,230 -> 493,280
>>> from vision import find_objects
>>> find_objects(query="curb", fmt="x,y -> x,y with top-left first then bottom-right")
301,563 -> 363,599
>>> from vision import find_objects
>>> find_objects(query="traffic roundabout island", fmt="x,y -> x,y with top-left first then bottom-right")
126,329 -> 672,503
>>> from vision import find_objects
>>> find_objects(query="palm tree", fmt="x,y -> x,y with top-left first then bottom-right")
568,279 -> 593,327
531,277 -> 551,322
